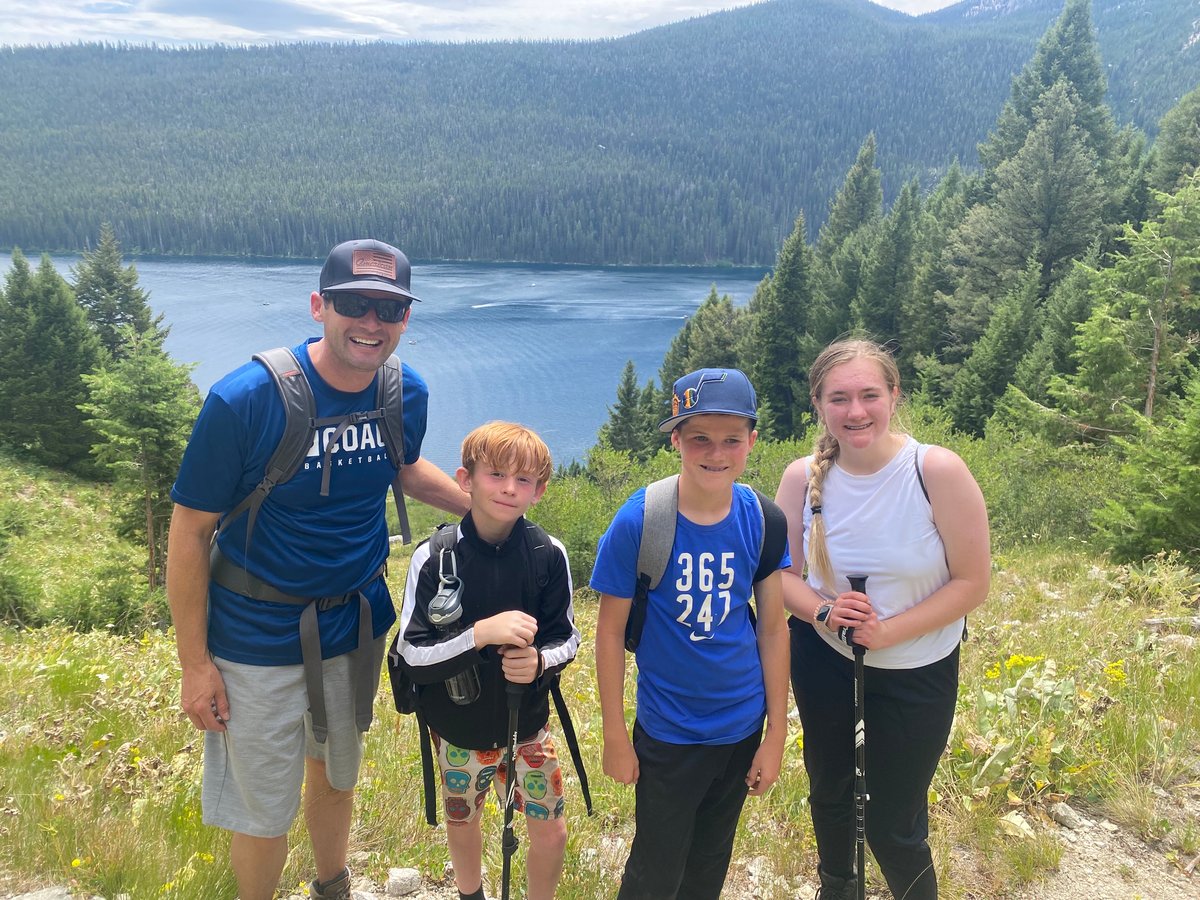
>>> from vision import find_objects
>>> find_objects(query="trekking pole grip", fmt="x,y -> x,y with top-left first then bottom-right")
845,575 -> 868,652
506,678 -> 524,709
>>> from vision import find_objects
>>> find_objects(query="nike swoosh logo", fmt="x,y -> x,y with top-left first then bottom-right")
689,633 -> 713,642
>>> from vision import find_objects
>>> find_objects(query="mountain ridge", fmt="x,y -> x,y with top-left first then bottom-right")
1,0 -> 1194,265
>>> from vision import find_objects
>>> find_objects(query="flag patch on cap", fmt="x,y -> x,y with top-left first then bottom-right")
351,249 -> 397,280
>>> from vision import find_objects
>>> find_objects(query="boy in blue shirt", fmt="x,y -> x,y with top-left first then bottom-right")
590,367 -> 791,899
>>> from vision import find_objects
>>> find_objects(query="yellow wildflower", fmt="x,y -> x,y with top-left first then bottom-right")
1103,659 -> 1127,686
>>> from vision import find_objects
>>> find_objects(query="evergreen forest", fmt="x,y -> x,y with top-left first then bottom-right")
592,0 -> 1200,565
1,0 -> 1197,265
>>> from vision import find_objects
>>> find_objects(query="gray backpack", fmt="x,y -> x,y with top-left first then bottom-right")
218,346 -> 411,545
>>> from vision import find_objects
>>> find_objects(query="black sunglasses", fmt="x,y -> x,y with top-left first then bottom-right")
323,291 -> 411,324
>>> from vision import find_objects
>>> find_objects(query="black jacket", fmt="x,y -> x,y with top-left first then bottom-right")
397,513 -> 579,749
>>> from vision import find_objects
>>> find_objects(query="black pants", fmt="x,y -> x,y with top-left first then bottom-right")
617,721 -> 762,900
791,620 -> 958,900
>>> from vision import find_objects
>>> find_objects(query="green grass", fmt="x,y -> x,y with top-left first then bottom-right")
3,543 -> 1198,898
2,446 -> 1198,897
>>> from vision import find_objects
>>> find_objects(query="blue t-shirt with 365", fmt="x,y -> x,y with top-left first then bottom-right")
171,338 -> 427,666
589,483 -> 790,745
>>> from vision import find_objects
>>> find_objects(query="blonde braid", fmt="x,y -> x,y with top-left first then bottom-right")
806,429 -> 840,589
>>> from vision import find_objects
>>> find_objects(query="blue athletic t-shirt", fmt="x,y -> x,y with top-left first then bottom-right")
171,338 -> 428,666
589,483 -> 791,745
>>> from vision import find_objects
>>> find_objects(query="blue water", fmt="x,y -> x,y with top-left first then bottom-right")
43,256 -> 767,472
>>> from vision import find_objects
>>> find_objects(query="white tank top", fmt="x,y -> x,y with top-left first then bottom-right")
803,436 -> 960,669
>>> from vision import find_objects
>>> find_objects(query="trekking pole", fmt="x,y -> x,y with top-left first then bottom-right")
501,678 -> 524,900
845,574 -> 869,900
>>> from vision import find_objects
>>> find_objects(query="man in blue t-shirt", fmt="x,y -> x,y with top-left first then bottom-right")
167,239 -> 469,900
590,367 -> 791,899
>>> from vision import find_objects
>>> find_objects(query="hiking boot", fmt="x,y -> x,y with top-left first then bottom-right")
308,867 -> 352,900
814,866 -> 858,900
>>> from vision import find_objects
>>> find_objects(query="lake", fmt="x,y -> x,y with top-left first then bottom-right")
44,256 -> 768,472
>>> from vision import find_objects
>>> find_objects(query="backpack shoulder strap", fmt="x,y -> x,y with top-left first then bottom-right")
375,355 -> 413,544
415,522 -> 459,828
524,521 -> 553,589
625,475 -> 679,652
218,347 -> 315,541
914,441 -> 930,504
637,475 -> 679,591
911,442 -> 966,641
429,522 -> 458,554
518,521 -> 592,813
549,675 -> 594,816
751,488 -> 788,584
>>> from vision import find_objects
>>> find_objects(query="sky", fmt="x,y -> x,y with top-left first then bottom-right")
0,1 -> 960,47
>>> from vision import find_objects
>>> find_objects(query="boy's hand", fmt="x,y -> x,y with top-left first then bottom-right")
499,644 -> 539,684
603,734 -> 639,785
475,610 -> 537,649
745,723 -> 786,795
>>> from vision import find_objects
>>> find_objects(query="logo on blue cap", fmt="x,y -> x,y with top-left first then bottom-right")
659,368 -> 758,432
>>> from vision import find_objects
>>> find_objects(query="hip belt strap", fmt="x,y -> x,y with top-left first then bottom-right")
209,544 -> 384,742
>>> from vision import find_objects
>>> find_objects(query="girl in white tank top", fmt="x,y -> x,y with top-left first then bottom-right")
775,339 -> 990,900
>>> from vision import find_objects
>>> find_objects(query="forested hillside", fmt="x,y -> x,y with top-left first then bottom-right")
1,0 -> 1195,264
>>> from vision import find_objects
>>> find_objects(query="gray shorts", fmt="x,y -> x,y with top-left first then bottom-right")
200,636 -> 386,837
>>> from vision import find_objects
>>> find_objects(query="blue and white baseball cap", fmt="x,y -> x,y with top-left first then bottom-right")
658,367 -> 758,432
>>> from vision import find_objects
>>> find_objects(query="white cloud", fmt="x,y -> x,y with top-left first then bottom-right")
871,0 -> 958,13
0,0 -> 959,47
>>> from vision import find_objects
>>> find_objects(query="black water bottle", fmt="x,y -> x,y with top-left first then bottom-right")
444,660 -> 481,706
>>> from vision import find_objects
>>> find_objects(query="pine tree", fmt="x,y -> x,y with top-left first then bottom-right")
1013,246 -> 1099,404
816,134 -> 883,262
1093,374 -> 1200,563
978,0 -> 1113,179
1150,84 -> 1200,195
946,260 -> 1042,435
0,253 -> 103,471
744,213 -> 817,439
1104,124 -> 1152,240
1044,304 -> 1144,441
80,327 -> 200,586
1088,175 -> 1200,419
810,135 -> 885,343
637,380 -> 665,451
851,179 -> 920,345
947,81 -> 1104,352
903,163 -> 972,385
598,360 -> 647,458
72,223 -> 165,359
679,289 -> 747,374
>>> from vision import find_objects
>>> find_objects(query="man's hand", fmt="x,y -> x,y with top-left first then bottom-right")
475,610 -> 537,649
499,644 -> 539,684
180,658 -> 230,732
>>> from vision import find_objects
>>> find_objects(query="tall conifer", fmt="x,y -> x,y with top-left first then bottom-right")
745,213 -> 817,439
978,0 -> 1113,179
0,254 -> 103,471
72,223 -> 165,359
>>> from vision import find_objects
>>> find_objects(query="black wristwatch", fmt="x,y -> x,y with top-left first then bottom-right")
814,603 -> 834,628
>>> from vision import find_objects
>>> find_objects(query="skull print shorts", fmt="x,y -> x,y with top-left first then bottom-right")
431,726 -> 566,825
